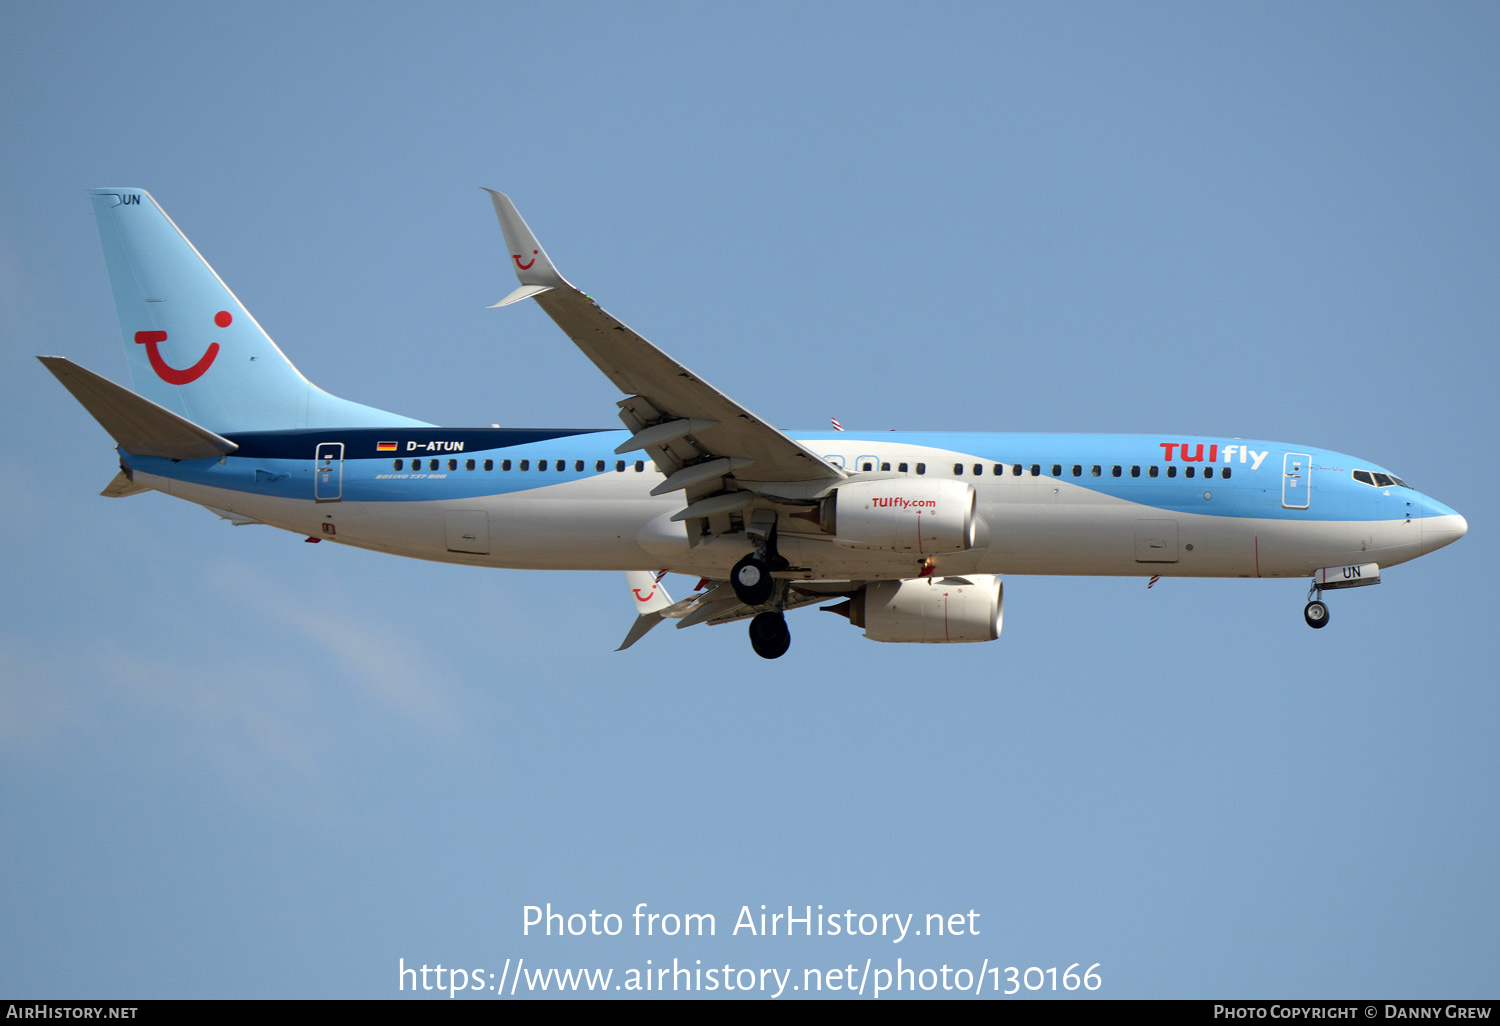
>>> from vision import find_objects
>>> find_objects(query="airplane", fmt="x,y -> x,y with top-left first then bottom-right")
42,188 -> 1468,659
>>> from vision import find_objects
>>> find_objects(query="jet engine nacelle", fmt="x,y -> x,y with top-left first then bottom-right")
825,478 -> 976,553
841,574 -> 1003,644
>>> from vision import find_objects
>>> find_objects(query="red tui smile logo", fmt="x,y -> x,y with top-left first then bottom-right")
134,311 -> 231,384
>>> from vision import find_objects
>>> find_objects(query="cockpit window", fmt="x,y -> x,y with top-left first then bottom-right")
1353,468 -> 1410,489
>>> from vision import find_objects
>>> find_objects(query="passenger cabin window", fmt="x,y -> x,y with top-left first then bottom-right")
448,459 -> 457,471
973,464 -> 983,476
954,463 -> 963,475
575,460 -> 584,472
1030,464 -> 1040,476
1222,466 -> 1231,479
1185,466 -> 1195,478
484,459 -> 493,471
616,460 -> 626,472
520,460 -> 530,471
1091,465 -> 1101,477
916,463 -> 926,475
393,459 -> 402,471
1072,465 -> 1082,477
596,460 -> 605,472
1149,465 -> 1159,478
1204,466 -> 1213,479
1111,465 -> 1121,477
466,459 -> 475,471
1167,466 -> 1176,478
898,462 -> 908,473
501,459 -> 511,471
635,460 -> 645,472
429,459 -> 439,471
881,462 -> 891,471
860,461 -> 873,471
1052,465 -> 1061,477
1012,464 -> 1023,476
1130,465 -> 1140,478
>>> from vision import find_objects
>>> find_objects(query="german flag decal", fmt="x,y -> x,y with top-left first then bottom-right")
376,441 -> 398,452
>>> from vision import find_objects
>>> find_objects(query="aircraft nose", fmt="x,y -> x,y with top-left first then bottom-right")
1420,510 -> 1468,554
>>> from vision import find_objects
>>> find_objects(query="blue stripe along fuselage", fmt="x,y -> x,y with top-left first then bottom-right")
222,427 -> 609,459
121,429 -> 1460,525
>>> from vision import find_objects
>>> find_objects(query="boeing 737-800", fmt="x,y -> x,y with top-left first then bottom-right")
43,189 -> 1467,658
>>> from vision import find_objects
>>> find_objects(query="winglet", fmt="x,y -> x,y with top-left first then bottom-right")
616,571 -> 685,651
484,189 -> 569,295
626,570 -> 674,615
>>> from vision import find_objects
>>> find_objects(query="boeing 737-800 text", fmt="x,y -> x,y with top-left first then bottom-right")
42,189 -> 1467,658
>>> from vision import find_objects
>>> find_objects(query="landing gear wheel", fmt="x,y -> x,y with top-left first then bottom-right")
1304,600 -> 1330,629
749,611 -> 791,659
731,554 -> 774,606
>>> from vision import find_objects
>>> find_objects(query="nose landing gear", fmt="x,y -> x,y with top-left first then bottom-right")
1304,580 -> 1331,629
1302,563 -> 1381,628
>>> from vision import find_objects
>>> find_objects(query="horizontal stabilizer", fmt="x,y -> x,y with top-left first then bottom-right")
39,356 -> 237,460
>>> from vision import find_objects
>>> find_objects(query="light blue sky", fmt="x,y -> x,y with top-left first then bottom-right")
2,1 -> 1495,999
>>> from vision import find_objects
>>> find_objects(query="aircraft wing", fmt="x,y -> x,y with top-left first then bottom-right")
616,571 -> 830,650
485,191 -> 845,496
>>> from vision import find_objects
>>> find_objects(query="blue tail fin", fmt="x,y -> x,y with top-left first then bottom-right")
89,188 -> 428,433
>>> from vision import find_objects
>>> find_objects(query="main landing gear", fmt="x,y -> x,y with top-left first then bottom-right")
735,521 -> 791,658
749,610 -> 791,659
736,557 -> 791,658
1304,582 -> 1330,629
731,553 -> 774,606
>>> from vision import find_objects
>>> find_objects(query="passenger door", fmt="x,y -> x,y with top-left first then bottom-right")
315,442 -> 344,503
1282,452 -> 1311,510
